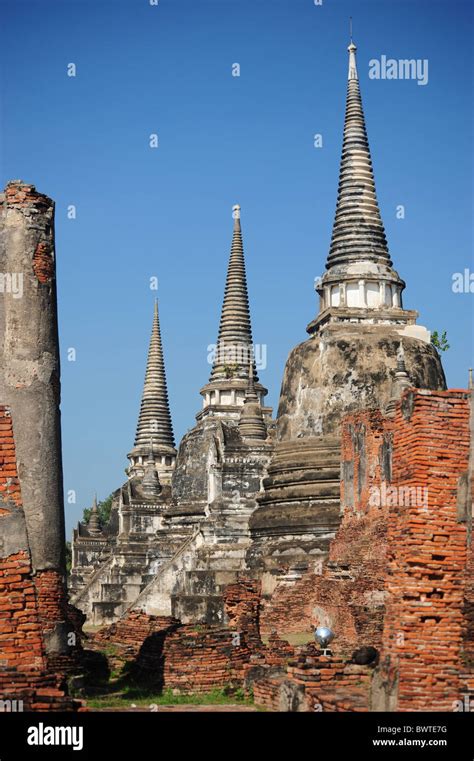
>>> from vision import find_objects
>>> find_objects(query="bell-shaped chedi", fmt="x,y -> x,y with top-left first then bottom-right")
278,37 -> 445,442
248,37 -> 446,571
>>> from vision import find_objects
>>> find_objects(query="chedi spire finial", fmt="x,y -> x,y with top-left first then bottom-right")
308,32 -> 407,335
348,19 -> 357,80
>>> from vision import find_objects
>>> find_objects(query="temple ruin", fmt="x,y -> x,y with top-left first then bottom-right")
0,37 -> 472,713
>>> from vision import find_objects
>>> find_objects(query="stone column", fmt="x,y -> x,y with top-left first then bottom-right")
340,282 -> 347,307
379,282 -> 385,306
0,181 -> 69,656
324,286 -> 330,309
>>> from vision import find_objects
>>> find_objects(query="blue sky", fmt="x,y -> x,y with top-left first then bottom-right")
1,0 -> 472,534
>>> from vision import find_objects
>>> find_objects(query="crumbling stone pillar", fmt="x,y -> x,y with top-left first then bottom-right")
0,180 -> 69,659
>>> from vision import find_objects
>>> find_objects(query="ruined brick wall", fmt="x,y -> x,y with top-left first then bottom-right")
463,523 -> 474,660
224,577 -> 262,646
376,389 -> 471,712
93,610 -> 180,658
0,407 -> 46,676
94,609 -> 253,693
287,647 -> 372,712
461,520 -> 474,699
159,628 -> 251,692
252,675 -> 285,711
0,406 -> 75,709
254,390 -> 473,712
253,645 -> 373,713
461,390 -> 474,702
260,570 -> 320,636
261,410 -> 390,657
91,582 -> 269,694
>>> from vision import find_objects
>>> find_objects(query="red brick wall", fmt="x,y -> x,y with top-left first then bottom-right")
32,241 -> 54,284
380,389 -> 471,711
93,610 -> 179,657
0,408 -> 46,673
94,610 -> 253,694
35,570 -> 71,641
257,390 -> 472,712
3,181 -> 52,211
253,675 -> 284,711
0,551 -> 46,674
224,577 -> 262,647
288,646 -> 371,712
253,645 -> 372,713
0,406 -> 75,709
0,408 -> 22,509
161,628 -> 251,692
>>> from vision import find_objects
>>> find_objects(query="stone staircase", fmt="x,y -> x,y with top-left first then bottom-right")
125,520 -> 254,625
70,501 -> 256,627
70,537 -> 182,626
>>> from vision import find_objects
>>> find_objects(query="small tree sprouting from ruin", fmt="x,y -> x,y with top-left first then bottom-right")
431,330 -> 450,352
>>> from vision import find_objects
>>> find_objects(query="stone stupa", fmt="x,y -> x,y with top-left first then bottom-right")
248,36 -> 446,574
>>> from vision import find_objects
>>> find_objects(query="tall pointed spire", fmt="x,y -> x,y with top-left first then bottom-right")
135,300 -> 174,448
128,300 -> 176,485
308,36 -> 407,335
210,205 -> 256,383
327,38 -> 391,268
198,205 -> 269,420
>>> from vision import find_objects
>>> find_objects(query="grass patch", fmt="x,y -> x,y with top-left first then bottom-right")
82,646 -> 257,710
262,631 -> 313,647
86,686 -> 253,710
